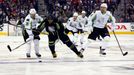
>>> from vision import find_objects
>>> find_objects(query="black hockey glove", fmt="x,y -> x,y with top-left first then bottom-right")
32,28 -> 40,35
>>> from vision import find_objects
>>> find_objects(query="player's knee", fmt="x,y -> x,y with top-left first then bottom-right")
49,41 -> 55,46
64,39 -> 70,43
103,36 -> 110,42
27,40 -> 32,44
34,36 -> 40,40
87,39 -> 94,43
26,38 -> 32,44
34,39 -> 39,45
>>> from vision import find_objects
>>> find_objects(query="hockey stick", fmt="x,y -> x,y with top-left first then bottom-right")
8,22 -> 49,35
8,22 -> 35,30
7,40 -> 43,62
113,31 -> 128,56
7,39 -> 31,52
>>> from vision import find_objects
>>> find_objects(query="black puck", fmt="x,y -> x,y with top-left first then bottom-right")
38,60 -> 42,62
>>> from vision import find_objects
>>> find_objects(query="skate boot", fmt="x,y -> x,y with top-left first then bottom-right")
99,46 -> 106,55
77,52 -> 84,58
52,53 -> 57,58
26,53 -> 31,58
36,53 -> 41,58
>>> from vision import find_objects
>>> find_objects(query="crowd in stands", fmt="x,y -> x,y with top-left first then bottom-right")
0,0 -> 38,22
0,0 -> 134,23
44,0 -> 121,22
119,0 -> 134,22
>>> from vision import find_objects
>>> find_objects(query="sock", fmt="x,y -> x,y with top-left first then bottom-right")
34,39 -> 39,54
73,33 -> 79,45
101,36 -> 110,50
49,45 -> 56,54
26,39 -> 32,54
82,38 -> 94,50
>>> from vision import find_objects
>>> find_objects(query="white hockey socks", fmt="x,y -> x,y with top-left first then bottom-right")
101,36 -> 110,50
26,39 -> 32,54
34,39 -> 39,54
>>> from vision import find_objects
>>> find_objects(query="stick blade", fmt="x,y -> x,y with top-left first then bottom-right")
7,45 -> 12,52
123,52 -> 128,56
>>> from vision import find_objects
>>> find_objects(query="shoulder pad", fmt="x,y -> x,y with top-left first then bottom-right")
95,10 -> 100,13
107,11 -> 111,14
69,17 -> 73,20
106,11 -> 112,16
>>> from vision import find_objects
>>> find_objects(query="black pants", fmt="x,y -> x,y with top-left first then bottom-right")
65,28 -> 75,35
22,29 -> 40,42
88,27 -> 110,40
48,32 -> 79,54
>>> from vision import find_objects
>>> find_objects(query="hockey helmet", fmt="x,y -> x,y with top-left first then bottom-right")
73,12 -> 78,17
29,8 -> 37,14
100,3 -> 108,8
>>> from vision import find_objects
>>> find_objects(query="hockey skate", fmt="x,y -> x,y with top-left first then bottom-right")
52,53 -> 57,58
36,53 -> 41,58
77,52 -> 84,58
26,53 -> 31,58
99,47 -> 106,55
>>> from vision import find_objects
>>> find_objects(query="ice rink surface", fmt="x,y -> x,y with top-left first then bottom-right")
0,34 -> 134,75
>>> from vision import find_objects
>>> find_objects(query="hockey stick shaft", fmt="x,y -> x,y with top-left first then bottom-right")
8,22 -> 49,35
7,39 -> 31,52
8,22 -> 32,30
113,31 -> 128,56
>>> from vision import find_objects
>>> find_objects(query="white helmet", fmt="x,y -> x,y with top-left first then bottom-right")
100,3 -> 108,8
82,11 -> 86,14
73,12 -> 78,16
29,8 -> 36,14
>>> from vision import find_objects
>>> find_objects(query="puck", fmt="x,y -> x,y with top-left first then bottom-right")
38,60 -> 42,62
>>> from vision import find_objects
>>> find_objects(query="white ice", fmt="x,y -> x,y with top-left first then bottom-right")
0,34 -> 134,75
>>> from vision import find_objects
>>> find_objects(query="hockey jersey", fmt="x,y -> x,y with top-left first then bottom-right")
66,17 -> 81,31
89,10 -> 116,28
77,15 -> 88,28
23,14 -> 43,30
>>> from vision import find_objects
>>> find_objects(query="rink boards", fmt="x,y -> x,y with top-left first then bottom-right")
0,23 -> 134,36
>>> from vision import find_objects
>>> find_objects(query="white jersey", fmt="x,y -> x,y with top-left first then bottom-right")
89,10 -> 116,28
66,17 -> 81,31
78,15 -> 88,28
23,14 -> 43,30
88,11 -> 95,26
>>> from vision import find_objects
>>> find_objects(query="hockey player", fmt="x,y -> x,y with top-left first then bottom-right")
65,12 -> 80,46
80,3 -> 116,55
77,11 -> 88,46
37,14 -> 83,58
88,10 -> 102,41
22,8 -> 43,58
78,11 -> 88,31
